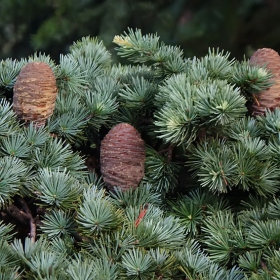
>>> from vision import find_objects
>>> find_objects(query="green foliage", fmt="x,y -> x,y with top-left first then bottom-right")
154,75 -> 199,146
23,123 -> 50,148
199,48 -> 235,80
0,221 -> 15,241
195,79 -> 247,125
32,168 -> 83,210
0,99 -> 19,136
69,36 -> 111,77
187,137 -> 280,195
49,92 -> 89,144
0,59 -> 25,90
0,240 -> 20,278
258,109 -> 280,137
120,248 -> 155,279
229,60 -> 274,96
31,138 -> 86,177
40,210 -> 77,238
119,76 -> 156,113
56,54 -> 88,96
109,182 -> 162,208
1,29 -> 280,279
152,48 -> 250,146
77,187 -> 123,236
0,156 -> 29,205
144,146 -> 180,195
170,199 -> 202,237
114,28 -> 186,76
67,255 -> 119,280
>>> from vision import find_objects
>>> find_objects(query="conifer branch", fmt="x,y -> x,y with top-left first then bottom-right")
1,29 -> 279,278
113,28 -> 186,76
5,203 -> 30,224
17,197 -> 36,243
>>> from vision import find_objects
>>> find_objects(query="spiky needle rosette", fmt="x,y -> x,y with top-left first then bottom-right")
249,48 -> 280,115
100,123 -> 146,191
13,62 -> 58,127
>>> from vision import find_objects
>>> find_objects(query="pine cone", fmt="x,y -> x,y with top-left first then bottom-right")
249,48 -> 280,115
13,62 -> 58,127
100,123 -> 146,191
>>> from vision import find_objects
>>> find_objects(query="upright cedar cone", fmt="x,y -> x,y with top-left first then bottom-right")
249,48 -> 280,115
13,62 -> 58,126
100,123 -> 146,191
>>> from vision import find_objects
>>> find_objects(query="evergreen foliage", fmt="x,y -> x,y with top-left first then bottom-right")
1,28 -> 280,279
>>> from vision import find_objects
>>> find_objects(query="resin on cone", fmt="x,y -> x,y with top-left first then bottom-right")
249,48 -> 280,115
13,62 -> 58,127
100,123 -> 146,191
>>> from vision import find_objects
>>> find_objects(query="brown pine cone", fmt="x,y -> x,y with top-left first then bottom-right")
100,123 -> 146,191
13,62 -> 58,127
249,48 -> 280,115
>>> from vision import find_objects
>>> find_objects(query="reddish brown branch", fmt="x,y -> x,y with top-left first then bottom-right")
158,144 -> 174,162
17,197 -> 36,243
135,204 -> 149,228
219,162 -> 228,186
5,204 -> 30,224
167,144 -> 174,162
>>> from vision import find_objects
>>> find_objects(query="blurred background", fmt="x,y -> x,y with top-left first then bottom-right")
1,0 -> 280,62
